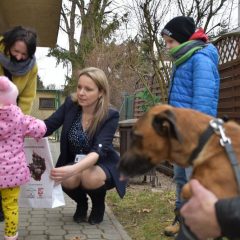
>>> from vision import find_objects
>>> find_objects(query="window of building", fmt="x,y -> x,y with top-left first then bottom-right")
39,98 -> 55,109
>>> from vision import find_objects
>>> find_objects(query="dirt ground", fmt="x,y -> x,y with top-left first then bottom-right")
128,171 -> 176,192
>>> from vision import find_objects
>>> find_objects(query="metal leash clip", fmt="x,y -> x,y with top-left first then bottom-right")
209,118 -> 231,146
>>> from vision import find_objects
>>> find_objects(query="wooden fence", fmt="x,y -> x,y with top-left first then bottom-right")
213,32 -> 240,122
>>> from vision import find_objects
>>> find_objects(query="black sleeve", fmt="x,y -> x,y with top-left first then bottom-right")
215,196 -> 240,239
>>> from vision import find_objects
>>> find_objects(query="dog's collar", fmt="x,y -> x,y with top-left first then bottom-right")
188,123 -> 215,164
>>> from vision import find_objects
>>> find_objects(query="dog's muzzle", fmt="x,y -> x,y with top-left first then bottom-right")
118,151 -> 155,178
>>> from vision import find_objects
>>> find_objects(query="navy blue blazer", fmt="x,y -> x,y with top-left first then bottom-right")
44,96 -> 126,198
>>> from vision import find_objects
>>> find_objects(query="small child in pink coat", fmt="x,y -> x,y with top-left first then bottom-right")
0,76 -> 46,240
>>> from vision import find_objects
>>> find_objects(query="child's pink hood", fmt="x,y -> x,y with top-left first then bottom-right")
0,76 -> 18,106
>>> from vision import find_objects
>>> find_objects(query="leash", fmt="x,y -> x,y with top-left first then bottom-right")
176,219 -> 199,240
180,118 -> 240,240
209,118 -> 240,192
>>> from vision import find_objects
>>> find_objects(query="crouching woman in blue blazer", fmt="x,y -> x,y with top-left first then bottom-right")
44,67 -> 126,224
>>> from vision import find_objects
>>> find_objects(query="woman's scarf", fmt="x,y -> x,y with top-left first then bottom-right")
170,40 -> 207,67
0,52 -> 36,76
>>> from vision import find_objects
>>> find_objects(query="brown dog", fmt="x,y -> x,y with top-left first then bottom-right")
119,104 -> 240,200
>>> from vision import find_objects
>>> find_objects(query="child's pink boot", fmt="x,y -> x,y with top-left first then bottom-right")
4,232 -> 18,240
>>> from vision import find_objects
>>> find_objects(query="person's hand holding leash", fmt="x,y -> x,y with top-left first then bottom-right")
180,179 -> 221,240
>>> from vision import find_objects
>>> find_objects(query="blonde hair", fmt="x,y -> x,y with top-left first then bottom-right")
71,67 -> 110,137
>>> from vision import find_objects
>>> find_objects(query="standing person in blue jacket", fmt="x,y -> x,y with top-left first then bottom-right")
161,16 -> 220,236
44,67 -> 126,225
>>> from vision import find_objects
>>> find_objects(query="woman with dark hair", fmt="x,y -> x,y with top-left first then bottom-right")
44,67 -> 126,225
0,25 -> 38,114
0,25 -> 38,222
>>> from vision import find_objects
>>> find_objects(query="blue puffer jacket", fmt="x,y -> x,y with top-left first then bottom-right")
168,43 -> 220,117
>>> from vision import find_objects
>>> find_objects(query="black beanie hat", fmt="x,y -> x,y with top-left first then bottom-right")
161,16 -> 196,43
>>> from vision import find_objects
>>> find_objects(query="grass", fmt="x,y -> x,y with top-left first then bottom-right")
106,182 -> 176,240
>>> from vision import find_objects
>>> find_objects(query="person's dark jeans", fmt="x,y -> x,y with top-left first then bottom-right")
173,165 -> 188,210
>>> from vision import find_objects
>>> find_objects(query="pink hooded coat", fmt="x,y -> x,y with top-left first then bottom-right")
0,76 -> 46,188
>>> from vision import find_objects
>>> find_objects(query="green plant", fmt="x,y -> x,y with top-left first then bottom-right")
136,88 -> 160,112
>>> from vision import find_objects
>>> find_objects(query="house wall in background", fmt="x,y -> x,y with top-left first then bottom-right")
31,89 -> 65,120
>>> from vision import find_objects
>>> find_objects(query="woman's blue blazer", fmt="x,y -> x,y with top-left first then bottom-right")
44,96 -> 126,198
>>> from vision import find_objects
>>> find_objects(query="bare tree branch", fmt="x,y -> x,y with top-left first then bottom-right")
75,0 -> 85,17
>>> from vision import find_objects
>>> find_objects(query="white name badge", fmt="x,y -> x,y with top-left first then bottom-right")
74,154 -> 86,163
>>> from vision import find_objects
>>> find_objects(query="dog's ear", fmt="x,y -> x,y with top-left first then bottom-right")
152,109 -> 183,142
